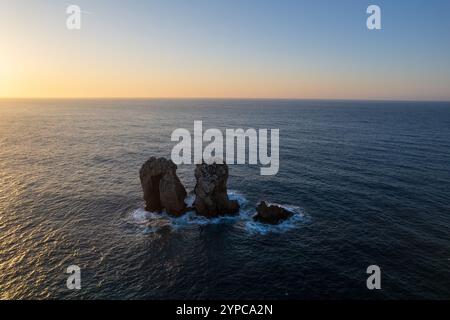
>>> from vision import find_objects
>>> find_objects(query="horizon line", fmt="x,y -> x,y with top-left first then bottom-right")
1,97 -> 450,103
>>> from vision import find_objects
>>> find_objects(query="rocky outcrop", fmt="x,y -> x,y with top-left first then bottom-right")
193,162 -> 240,217
139,157 -> 187,216
253,201 -> 293,224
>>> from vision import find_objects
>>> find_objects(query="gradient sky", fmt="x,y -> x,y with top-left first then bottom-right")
1,0 -> 450,100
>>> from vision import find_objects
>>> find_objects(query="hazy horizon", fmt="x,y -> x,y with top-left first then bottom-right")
2,97 -> 450,103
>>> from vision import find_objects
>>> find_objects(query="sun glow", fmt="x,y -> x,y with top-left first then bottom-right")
1,1 -> 450,100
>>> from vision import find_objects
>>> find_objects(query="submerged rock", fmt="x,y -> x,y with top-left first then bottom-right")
139,157 -> 187,216
253,201 -> 294,225
193,162 -> 240,217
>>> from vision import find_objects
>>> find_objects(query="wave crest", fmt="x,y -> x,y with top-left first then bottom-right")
128,191 -> 306,234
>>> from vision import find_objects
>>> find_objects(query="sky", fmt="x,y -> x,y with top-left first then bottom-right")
1,0 -> 450,100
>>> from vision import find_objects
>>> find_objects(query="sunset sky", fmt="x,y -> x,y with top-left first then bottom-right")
1,0 -> 450,100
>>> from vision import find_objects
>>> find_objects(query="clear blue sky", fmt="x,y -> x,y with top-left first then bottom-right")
2,0 -> 450,100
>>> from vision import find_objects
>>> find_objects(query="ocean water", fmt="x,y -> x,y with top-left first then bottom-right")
0,99 -> 449,299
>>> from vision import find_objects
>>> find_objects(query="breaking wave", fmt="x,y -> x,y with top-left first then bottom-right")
128,191 -> 306,235
244,203 -> 306,235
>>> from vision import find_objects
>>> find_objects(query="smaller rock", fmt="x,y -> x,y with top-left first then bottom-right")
253,201 -> 294,225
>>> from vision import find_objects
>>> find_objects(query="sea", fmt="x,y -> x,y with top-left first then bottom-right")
0,99 -> 449,299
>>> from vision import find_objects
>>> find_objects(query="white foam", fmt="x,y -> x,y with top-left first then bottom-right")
127,192 -> 307,234
130,208 -> 155,224
184,193 -> 195,207
227,190 -> 249,205
244,210 -> 305,235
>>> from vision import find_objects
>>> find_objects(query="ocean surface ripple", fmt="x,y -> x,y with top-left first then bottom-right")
1,99 -> 450,299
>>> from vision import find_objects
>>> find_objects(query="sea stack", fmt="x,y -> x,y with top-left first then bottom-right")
193,162 -> 240,217
253,201 -> 294,225
139,157 -> 187,216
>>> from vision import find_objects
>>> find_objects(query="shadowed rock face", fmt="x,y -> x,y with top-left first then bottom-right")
193,162 -> 240,217
253,201 -> 293,225
139,157 -> 187,216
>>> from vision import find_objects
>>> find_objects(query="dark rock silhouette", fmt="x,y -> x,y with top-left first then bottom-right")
253,201 -> 294,224
139,157 -> 187,216
193,162 -> 240,217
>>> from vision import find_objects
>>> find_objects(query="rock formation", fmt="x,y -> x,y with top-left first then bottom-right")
253,201 -> 294,225
139,157 -> 187,216
193,162 -> 240,217
139,158 -> 297,223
